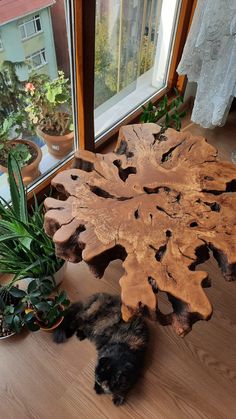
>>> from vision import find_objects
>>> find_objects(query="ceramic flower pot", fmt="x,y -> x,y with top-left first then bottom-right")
0,139 -> 42,186
36,127 -> 74,158
25,304 -> 64,333
23,261 -> 67,288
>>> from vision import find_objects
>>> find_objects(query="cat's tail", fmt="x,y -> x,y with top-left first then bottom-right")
53,302 -> 83,344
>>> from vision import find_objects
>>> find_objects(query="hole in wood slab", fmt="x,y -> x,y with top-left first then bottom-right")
153,127 -> 167,144
155,244 -> 167,262
208,244 -> 236,279
143,186 -> 170,194
176,193 -> 181,202
88,245 -> 127,278
166,230 -> 172,237
159,291 -> 174,314
56,225 -> 86,263
150,213 -> 153,221
113,160 -> 137,182
190,221 -> 198,227
73,158 -> 94,172
148,276 -> 158,293
188,244 -> 210,271
204,202 -> 221,212
89,185 -> 132,201
71,174 -> 79,181
226,179 -> 236,192
204,176 -> 214,181
115,140 -> 134,158
134,209 -> 140,219
161,141 -> 184,163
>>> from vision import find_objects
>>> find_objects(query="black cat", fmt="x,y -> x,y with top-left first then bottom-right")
53,292 -> 149,406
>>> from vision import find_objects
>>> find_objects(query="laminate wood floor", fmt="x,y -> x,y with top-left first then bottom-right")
1,112 -> 236,419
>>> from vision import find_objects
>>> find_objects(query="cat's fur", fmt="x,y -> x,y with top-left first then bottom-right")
53,292 -> 149,405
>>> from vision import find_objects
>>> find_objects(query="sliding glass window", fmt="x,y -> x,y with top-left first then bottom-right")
94,0 -> 180,139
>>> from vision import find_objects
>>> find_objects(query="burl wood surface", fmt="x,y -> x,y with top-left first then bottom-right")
44,124 -> 236,336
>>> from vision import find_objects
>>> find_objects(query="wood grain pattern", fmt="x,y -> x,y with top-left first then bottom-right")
1,114 -> 236,419
44,124 -> 236,336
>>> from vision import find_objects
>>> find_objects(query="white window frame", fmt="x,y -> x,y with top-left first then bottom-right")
27,48 -> 47,70
19,15 -> 42,41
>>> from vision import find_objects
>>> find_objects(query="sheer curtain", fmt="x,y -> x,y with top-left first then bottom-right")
177,0 -> 236,129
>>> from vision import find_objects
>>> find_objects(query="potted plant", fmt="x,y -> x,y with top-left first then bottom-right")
1,278 -> 70,336
140,88 -> 186,131
0,285 -> 23,338
25,71 -> 74,158
23,279 -> 70,332
0,115 -> 42,185
0,154 -> 65,285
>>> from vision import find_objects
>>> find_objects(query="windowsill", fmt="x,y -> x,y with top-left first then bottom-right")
94,69 -> 165,141
32,62 -> 48,70
21,30 -> 43,42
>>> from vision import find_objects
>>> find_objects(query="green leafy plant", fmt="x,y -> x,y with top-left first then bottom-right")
0,115 -> 32,168
140,88 -> 186,131
1,278 -> 70,333
25,71 -> 73,135
0,153 -> 64,281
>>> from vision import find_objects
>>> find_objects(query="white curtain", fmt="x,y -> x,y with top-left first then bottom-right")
177,0 -> 236,129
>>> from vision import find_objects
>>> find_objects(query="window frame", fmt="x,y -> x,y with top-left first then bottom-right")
19,14 -> 42,41
73,0 -> 196,153
24,0 -> 196,201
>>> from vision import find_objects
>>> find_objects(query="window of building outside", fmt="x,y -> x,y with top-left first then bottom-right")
0,0 -> 74,201
27,49 -> 47,70
0,0 -> 183,201
19,15 -> 42,40
94,0 -> 180,140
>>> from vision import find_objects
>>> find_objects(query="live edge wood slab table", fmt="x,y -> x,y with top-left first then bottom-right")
44,123 -> 236,336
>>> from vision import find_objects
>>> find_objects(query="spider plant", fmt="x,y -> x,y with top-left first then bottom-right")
0,153 -> 64,283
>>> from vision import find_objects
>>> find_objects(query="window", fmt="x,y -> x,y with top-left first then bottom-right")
94,0 -> 180,139
19,15 -> 42,40
0,0 -> 194,201
26,49 -> 47,70
0,1 -> 75,202
0,35 -> 3,51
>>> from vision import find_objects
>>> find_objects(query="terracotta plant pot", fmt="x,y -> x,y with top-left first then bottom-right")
0,139 -> 42,186
36,127 -> 74,158
39,316 -> 64,333
26,304 -> 64,333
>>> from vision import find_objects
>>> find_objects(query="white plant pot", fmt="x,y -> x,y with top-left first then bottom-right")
23,261 -> 67,287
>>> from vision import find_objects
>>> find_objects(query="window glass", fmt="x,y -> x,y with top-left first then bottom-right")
25,20 -> 36,38
0,1 -> 75,201
94,0 -> 180,139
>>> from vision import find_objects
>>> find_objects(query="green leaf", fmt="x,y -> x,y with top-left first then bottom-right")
26,319 -> 40,331
35,302 -> 51,312
9,287 -> 26,298
24,311 -> 35,322
13,315 -> 22,333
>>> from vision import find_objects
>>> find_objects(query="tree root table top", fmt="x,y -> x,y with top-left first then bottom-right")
44,123 -> 236,336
